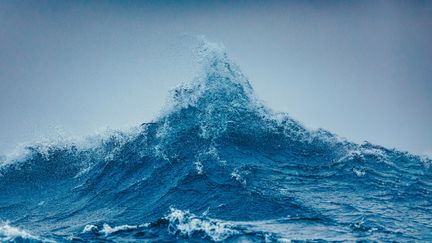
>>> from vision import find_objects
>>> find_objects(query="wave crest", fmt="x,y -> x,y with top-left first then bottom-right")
0,38 -> 431,242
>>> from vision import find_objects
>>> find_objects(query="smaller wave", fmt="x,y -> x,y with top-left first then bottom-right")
82,223 -> 148,235
0,126 -> 142,179
0,222 -> 45,242
79,208 -> 238,241
166,207 -> 239,241
77,207 -> 280,242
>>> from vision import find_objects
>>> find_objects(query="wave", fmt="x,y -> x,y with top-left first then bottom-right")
0,222 -> 48,242
78,208 -> 280,242
0,38 -> 431,242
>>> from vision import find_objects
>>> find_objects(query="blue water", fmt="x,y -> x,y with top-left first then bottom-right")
1,41 -> 431,242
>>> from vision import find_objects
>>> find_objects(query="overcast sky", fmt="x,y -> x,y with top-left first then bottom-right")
0,1 -> 431,156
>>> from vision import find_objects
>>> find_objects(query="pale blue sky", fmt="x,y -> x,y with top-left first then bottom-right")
0,1 -> 431,156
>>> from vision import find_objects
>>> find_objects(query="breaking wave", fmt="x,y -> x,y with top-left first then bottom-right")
0,39 -> 431,242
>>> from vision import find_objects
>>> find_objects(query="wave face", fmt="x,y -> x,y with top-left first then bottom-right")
1,40 -> 431,242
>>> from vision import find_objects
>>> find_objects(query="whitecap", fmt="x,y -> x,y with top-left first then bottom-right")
166,207 -> 238,241
0,222 -> 42,242
100,223 -> 138,235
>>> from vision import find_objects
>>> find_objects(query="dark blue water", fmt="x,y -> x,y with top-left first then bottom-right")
1,41 -> 431,242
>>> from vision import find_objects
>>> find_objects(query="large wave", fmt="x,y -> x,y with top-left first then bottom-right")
0,39 -> 431,242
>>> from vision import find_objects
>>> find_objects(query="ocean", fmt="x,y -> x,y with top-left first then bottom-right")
1,40 -> 431,242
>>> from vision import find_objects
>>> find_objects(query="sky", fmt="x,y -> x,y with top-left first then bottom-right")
0,0 -> 431,156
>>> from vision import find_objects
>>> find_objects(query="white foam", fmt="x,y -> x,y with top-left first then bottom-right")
336,145 -> 389,165
83,222 -> 151,236
353,167 -> 366,177
82,224 -> 98,233
231,168 -> 247,186
166,207 -> 238,241
100,223 -> 138,235
194,161 -> 204,174
0,222 -> 41,242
